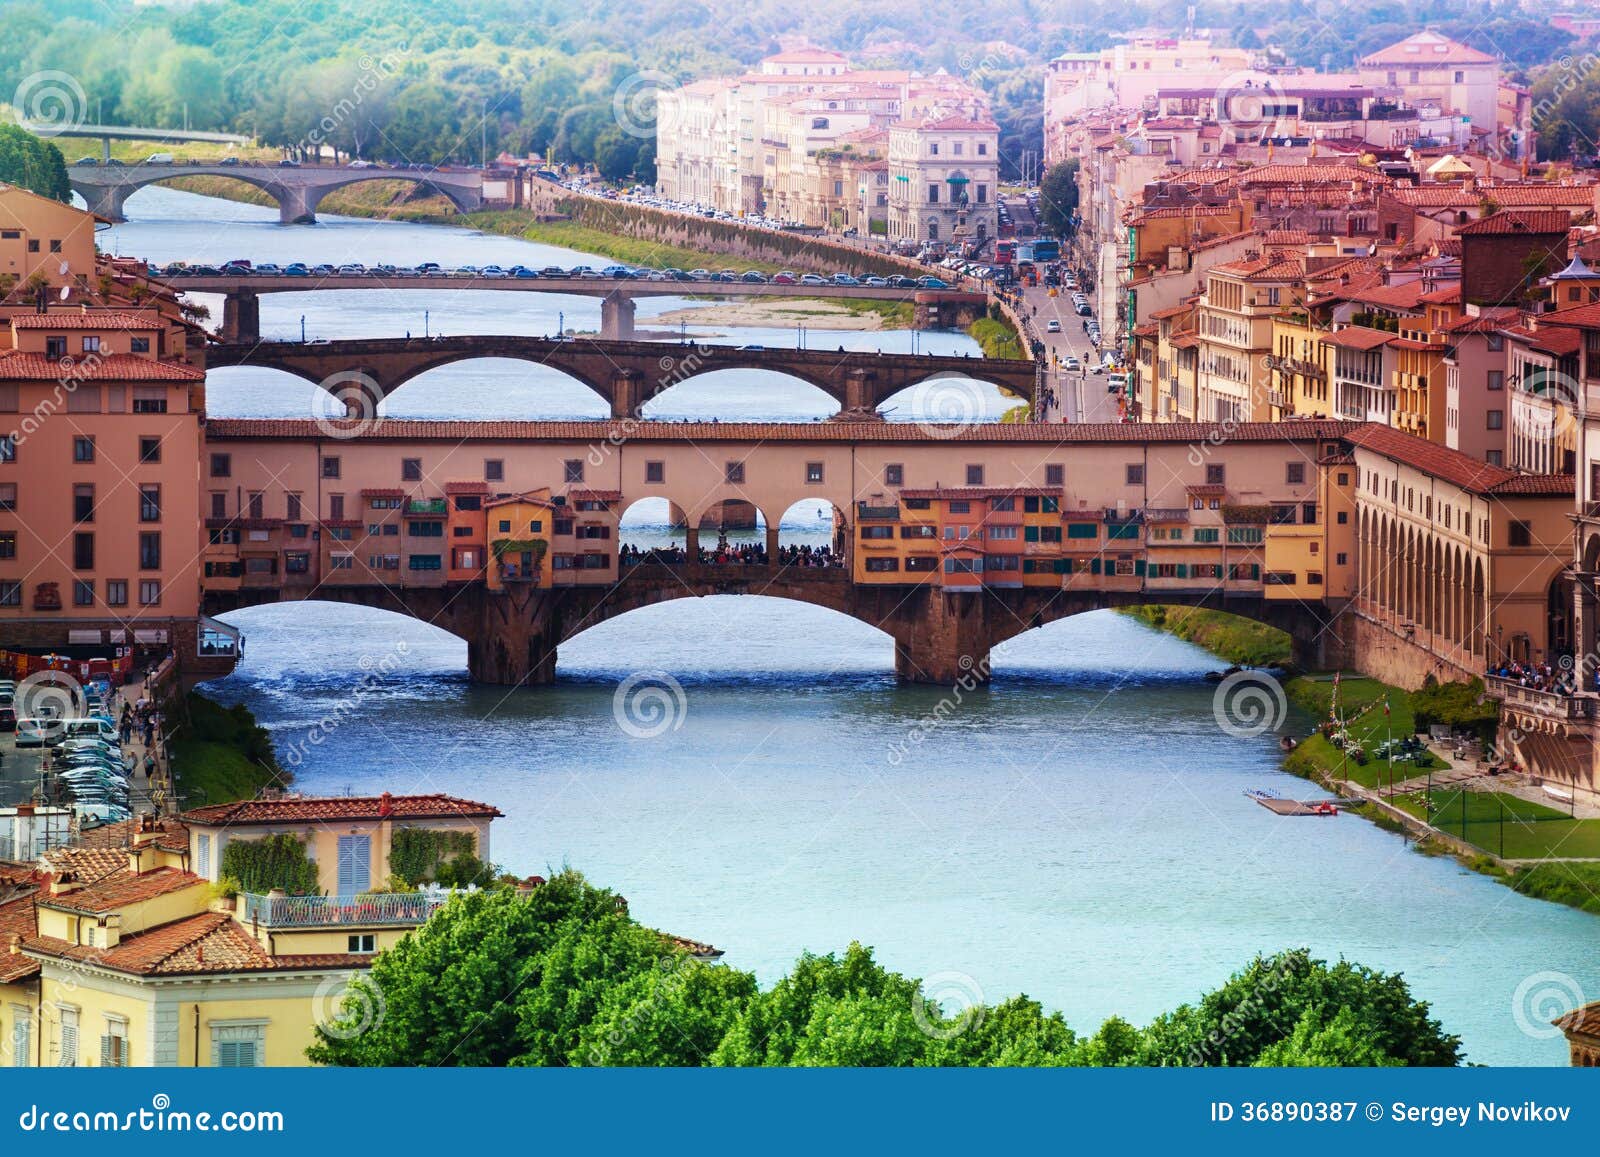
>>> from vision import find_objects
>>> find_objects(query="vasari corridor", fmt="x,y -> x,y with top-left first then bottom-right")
0,1 -> 1597,1150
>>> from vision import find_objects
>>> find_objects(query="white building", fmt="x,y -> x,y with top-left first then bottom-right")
885,115 -> 1000,245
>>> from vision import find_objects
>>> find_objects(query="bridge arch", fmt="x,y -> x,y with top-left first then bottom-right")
877,370 -> 1028,423
385,358 -> 612,420
640,367 -> 843,421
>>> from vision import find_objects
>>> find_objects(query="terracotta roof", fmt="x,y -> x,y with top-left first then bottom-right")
39,867 -> 204,915
567,489 -> 623,501
1324,326 -> 1396,351
9,312 -> 161,330
1226,163 -> 1388,188
485,492 -> 553,509
180,792 -> 502,826
24,910 -> 375,977
1344,281 -> 1429,311
1537,301 -> 1600,330
898,487 -> 1059,500
1343,423 -> 1570,496
75,818 -> 189,855
1558,1001 -> 1600,1039
1455,209 -> 1571,236
1148,304 -> 1195,320
360,487 -> 407,497
1359,31 -> 1496,66
0,352 -> 203,381
41,844 -> 130,879
1523,327 -> 1583,357
1210,256 -> 1303,282
0,878 -> 41,982
444,481 -> 491,494
1417,286 -> 1462,305
204,418 -> 1357,445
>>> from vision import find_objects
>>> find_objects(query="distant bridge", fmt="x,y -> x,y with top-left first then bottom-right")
68,162 -> 483,224
50,124 -> 252,163
172,273 -> 988,342
203,335 -> 1040,417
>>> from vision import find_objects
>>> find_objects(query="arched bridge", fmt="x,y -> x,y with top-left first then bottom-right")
203,335 -> 1040,418
69,162 -> 483,224
172,273 -> 988,343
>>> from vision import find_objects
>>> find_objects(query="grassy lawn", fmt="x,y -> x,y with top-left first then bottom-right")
1282,675 -> 1445,790
459,213 -> 791,274
169,693 -> 283,809
1119,606 -> 1293,667
1385,788 -> 1600,860
968,316 -> 1023,359
1507,862 -> 1600,914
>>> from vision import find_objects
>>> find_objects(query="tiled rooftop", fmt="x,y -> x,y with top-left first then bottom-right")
181,792 -> 502,826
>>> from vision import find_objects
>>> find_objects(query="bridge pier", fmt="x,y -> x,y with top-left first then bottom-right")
610,370 -> 641,419
78,183 -> 131,223
893,590 -> 996,686
221,292 -> 260,344
600,291 -> 636,341
462,588 -> 562,686
277,184 -> 317,225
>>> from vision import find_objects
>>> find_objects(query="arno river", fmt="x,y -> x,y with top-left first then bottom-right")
106,186 -> 1599,1065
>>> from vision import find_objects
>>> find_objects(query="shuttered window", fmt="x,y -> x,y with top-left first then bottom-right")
212,1024 -> 264,1067
57,1008 -> 78,1067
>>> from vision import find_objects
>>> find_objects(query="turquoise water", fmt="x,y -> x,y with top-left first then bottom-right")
114,187 -> 1600,1066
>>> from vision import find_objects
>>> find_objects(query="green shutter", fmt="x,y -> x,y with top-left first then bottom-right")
1054,559 -> 1068,574
1090,558 -> 1101,575
1024,525 -> 1040,542
1134,560 -> 1146,576
1251,564 -> 1260,580
1176,563 -> 1187,578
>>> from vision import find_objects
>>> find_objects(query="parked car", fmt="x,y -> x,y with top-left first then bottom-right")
799,273 -> 829,286
0,707 -> 15,732
740,271 -> 768,284
15,718 -> 64,747
771,271 -> 798,285
916,276 -> 949,289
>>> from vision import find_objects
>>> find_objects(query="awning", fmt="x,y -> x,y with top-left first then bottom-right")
946,175 -> 970,183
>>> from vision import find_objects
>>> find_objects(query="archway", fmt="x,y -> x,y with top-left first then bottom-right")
382,359 -> 610,420
1547,567 -> 1574,664
775,499 -> 845,570
878,373 -> 1023,425
618,496 -> 695,564
640,368 -> 842,422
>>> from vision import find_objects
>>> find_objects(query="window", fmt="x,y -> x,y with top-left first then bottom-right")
927,183 -> 940,203
408,554 -> 443,571
73,533 -> 93,570
564,459 -> 584,483
57,1007 -> 78,1067
484,459 -> 504,482
286,493 -> 302,520
1193,528 -> 1219,543
1302,503 -> 1317,525
130,337 -> 149,353
726,462 -> 745,484
401,458 -> 423,481
1335,553 -> 1348,567
11,1003 -> 31,1066
45,336 -> 65,359
1487,370 -> 1503,391
210,453 -> 231,477
1125,464 -> 1144,485
0,435 -> 13,463
408,520 -> 444,537
72,436 -> 94,463
105,580 -> 127,607
646,461 -> 665,483
806,462 -> 824,483
210,492 -> 226,519
1285,462 -> 1305,484
864,557 -> 899,572
453,495 -> 481,512
131,388 -> 167,414
885,464 -> 903,486
1066,523 -> 1098,540
99,1019 -> 128,1068
348,934 -> 377,954
0,532 -> 12,560
966,465 -> 984,485
1486,410 -> 1503,430
139,485 -> 161,522
330,553 -> 354,570
988,525 -> 1019,540
73,580 -> 94,607
140,437 -> 161,464
81,336 -> 100,354
1486,450 -> 1503,466
212,1024 -> 264,1068
947,500 -> 971,514
1046,464 -> 1064,486
1508,520 -> 1532,547
139,533 -> 161,569
861,525 -> 895,540
1336,510 -> 1348,525
1205,464 -> 1225,485
73,484 -> 94,522
0,582 -> 17,607
0,483 -> 13,512
321,456 -> 341,479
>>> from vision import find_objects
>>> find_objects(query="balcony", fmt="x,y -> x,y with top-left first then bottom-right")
406,498 -> 447,515
241,890 -> 450,928
857,502 -> 900,521
1484,677 -> 1596,722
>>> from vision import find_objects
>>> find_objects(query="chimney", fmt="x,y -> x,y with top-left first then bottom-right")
8,933 -> 21,954
50,871 -> 81,896
378,792 -> 393,818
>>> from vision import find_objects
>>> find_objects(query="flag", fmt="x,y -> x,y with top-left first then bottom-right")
1382,697 -> 1390,717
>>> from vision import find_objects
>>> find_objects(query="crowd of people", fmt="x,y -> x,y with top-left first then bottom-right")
1488,659 -> 1575,695
619,542 -> 844,569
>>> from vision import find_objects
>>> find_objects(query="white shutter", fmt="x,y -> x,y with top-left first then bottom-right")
11,1008 -> 30,1067
58,1009 -> 77,1067
197,833 -> 211,879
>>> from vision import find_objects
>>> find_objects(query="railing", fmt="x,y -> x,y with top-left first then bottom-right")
406,499 -> 447,514
1484,676 -> 1596,721
857,504 -> 900,521
242,891 -> 449,928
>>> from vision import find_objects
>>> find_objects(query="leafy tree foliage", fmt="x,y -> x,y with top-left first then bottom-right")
309,872 -> 1462,1068
1038,160 -> 1079,237
0,125 -> 69,201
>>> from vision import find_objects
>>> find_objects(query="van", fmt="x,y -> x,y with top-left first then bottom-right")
143,153 -> 175,165
65,718 -> 117,743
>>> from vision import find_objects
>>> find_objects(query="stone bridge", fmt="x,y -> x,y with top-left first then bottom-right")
68,162 -> 483,224
172,274 -> 988,343
203,564 -> 1338,687
202,335 -> 1040,417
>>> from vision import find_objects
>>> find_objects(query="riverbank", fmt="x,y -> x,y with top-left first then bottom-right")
655,296 -> 914,331
1117,605 -> 1293,667
158,174 -> 455,219
1127,607 -> 1600,915
169,691 -> 284,808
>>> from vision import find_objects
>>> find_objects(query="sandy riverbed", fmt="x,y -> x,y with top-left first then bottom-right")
652,298 -> 893,331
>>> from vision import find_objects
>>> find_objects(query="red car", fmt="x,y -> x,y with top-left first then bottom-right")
771,271 -> 798,285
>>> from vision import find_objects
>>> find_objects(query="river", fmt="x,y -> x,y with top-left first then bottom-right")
105,186 -> 1599,1065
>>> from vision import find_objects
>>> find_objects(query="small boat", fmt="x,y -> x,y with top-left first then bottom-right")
1279,735 -> 1298,752
1204,665 -> 1242,683
1542,783 -> 1575,805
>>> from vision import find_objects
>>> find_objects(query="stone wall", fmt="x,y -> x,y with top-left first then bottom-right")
1342,611 -> 1475,690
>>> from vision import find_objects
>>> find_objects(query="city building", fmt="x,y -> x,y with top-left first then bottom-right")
885,115 -> 1000,245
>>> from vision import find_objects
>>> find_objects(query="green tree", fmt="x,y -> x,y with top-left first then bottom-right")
1038,159 -> 1079,238
0,126 -> 69,201
578,958 -> 757,1066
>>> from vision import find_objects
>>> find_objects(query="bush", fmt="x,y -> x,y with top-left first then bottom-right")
220,833 -> 320,895
1410,679 -> 1498,744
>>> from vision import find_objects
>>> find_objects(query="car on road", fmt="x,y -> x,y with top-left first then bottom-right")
310,264 -> 336,276
771,271 -> 798,285
862,276 -> 889,288
481,265 -> 509,278
887,275 -> 917,289
799,273 -> 829,285
284,263 -> 310,276
916,276 -> 949,289
1062,356 -> 1081,372
512,266 -> 539,279
538,266 -> 569,279
1046,319 -> 1061,334
15,718 -> 64,747
740,271 -> 768,284
0,706 -> 14,732
254,263 -> 282,275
